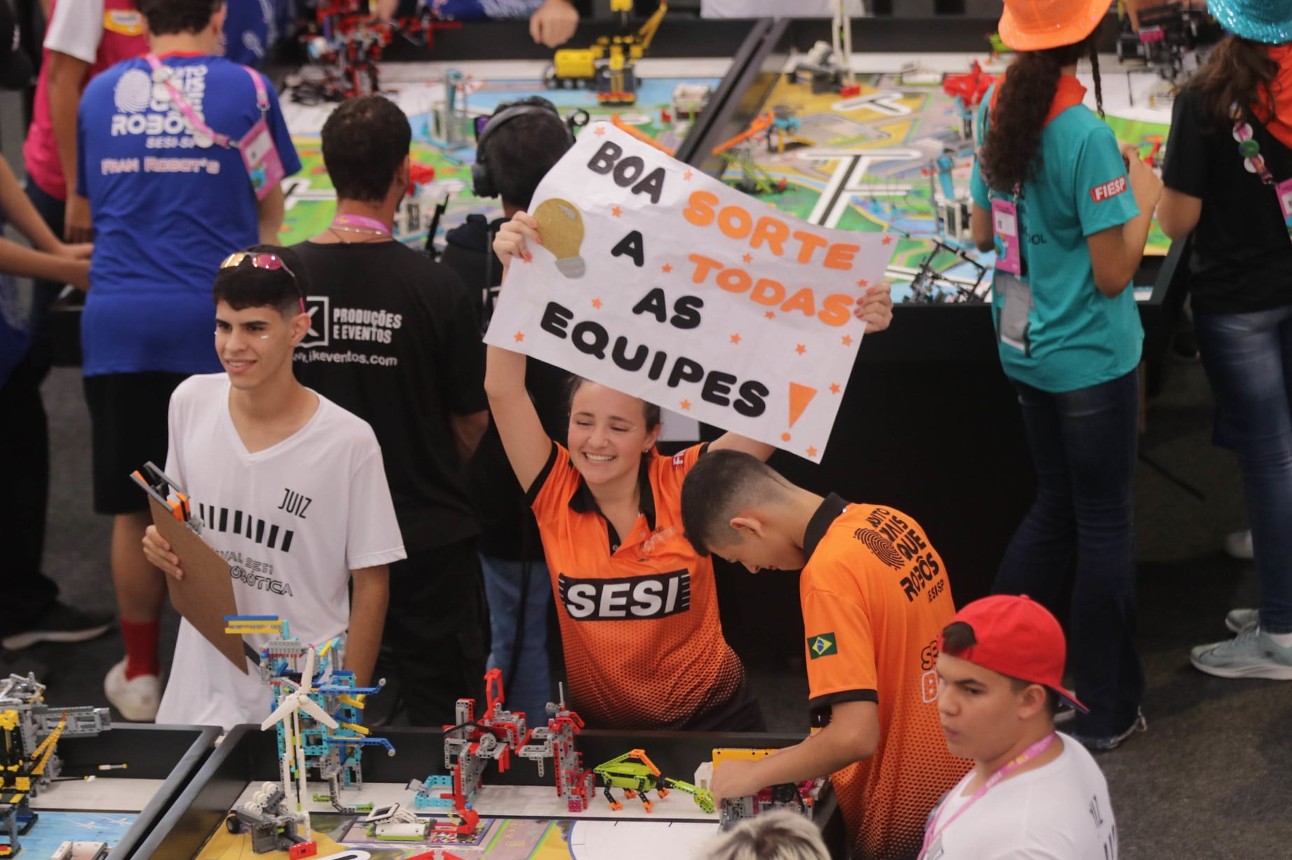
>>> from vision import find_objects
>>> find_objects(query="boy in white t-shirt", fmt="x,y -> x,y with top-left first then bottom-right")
924,595 -> 1118,860
142,245 -> 404,730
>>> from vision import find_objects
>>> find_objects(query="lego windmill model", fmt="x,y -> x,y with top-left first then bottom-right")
262,645 -> 339,827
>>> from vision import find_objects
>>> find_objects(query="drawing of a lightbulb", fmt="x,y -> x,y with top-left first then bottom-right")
534,197 -> 586,279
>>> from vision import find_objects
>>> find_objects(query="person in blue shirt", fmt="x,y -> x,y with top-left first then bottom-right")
968,0 -> 1160,752
75,0 -> 300,721
223,0 -> 291,68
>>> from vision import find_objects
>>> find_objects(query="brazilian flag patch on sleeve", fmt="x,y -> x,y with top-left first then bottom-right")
807,632 -> 838,659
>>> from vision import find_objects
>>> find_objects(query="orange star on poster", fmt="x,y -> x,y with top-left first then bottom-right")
680,399 -> 691,410
856,278 -> 869,288
881,235 -> 893,245
742,253 -> 753,263
730,333 -> 741,344
781,432 -> 791,442
841,335 -> 853,346
683,169 -> 693,180
611,206 -> 622,217
514,332 -> 524,342
795,344 -> 806,355
592,298 -> 602,309
764,311 -> 775,319
830,383 -> 841,394
661,263 -> 673,273
806,446 -> 818,458
594,126 -> 606,135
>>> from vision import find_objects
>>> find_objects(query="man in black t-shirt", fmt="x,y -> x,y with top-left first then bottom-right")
440,97 -> 574,722
291,95 -> 489,725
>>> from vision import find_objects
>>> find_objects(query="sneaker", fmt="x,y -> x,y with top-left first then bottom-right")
1225,608 -> 1260,635
1068,709 -> 1147,752
1,602 -> 114,650
1190,628 -> 1292,680
1225,530 -> 1254,560
104,658 -> 161,721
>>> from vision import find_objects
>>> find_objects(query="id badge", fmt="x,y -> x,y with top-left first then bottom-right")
996,270 -> 1032,352
991,197 -> 1022,275
239,118 -> 285,201
1277,177 -> 1292,245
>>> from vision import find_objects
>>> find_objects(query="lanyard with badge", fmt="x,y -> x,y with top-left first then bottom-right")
1232,110 -> 1292,245
917,732 -> 1057,860
991,188 -> 1031,352
144,54 -> 285,200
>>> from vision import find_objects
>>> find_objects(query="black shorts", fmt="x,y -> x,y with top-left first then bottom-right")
84,372 -> 189,515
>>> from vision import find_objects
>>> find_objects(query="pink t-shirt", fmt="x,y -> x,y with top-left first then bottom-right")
22,0 -> 147,200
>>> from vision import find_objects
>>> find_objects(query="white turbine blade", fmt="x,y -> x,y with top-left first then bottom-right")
302,646 -> 316,689
299,694 -> 339,729
262,696 -> 298,731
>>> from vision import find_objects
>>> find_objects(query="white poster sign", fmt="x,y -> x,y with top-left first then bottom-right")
484,121 -> 894,462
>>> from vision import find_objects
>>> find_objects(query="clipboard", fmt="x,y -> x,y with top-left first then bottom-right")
131,463 -> 249,674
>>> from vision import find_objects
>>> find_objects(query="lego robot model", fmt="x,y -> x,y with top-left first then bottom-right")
547,1 -> 667,105
1116,2 -> 1220,85
701,748 -> 827,831
413,674 -> 595,817
230,616 -> 395,817
262,644 -> 340,830
0,673 -> 111,859
297,1 -> 461,101
593,749 -> 715,814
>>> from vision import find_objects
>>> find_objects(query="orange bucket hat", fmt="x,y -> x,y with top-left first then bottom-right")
999,0 -> 1114,51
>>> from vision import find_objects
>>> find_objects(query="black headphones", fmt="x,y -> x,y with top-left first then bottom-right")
471,100 -> 584,199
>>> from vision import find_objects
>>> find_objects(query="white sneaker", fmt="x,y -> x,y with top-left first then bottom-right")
1191,628 -> 1292,680
104,658 -> 161,721
1225,608 -> 1259,635
1225,530 -> 1254,560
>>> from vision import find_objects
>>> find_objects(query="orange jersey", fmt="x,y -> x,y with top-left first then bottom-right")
529,442 -> 746,729
800,496 -> 970,860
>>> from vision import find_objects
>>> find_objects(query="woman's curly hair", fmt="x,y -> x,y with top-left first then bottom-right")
980,30 -> 1103,193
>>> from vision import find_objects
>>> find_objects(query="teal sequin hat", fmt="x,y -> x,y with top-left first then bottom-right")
1208,0 -> 1292,45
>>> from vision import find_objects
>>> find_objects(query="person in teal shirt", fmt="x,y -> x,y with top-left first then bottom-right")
967,0 -> 1161,752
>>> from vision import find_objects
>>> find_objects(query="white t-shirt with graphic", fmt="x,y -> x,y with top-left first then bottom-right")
155,374 -> 405,730
922,735 -> 1117,860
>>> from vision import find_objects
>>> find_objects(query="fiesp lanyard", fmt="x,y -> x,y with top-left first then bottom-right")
918,732 -> 1057,859
331,214 -> 392,235
144,54 -> 268,149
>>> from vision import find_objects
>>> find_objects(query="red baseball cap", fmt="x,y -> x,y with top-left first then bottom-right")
940,594 -> 1087,713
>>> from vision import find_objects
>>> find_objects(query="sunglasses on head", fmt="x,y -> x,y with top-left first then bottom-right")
219,251 -> 305,314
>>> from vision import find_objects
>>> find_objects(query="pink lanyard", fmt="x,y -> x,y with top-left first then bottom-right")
144,54 -> 268,149
918,732 -> 1057,859
331,214 -> 392,235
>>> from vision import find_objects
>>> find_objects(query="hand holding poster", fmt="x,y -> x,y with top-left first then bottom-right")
484,121 -> 895,462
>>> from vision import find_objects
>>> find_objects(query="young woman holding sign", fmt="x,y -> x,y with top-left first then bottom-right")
486,211 -> 891,730
968,0 -> 1160,751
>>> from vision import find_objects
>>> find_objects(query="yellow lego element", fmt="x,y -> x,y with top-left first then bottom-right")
711,747 -> 779,766
339,722 -> 369,736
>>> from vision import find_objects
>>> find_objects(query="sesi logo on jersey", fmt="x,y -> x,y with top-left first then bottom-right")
1089,176 -> 1128,203
558,570 -> 691,620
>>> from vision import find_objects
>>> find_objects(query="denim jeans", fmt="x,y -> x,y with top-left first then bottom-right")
480,552 -> 553,723
1195,305 -> 1292,634
994,368 -> 1144,738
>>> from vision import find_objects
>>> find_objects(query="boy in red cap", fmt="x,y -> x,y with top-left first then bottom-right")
924,595 -> 1119,859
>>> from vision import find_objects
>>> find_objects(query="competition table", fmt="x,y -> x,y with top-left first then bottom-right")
14,724 -> 218,859
135,725 -> 843,859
